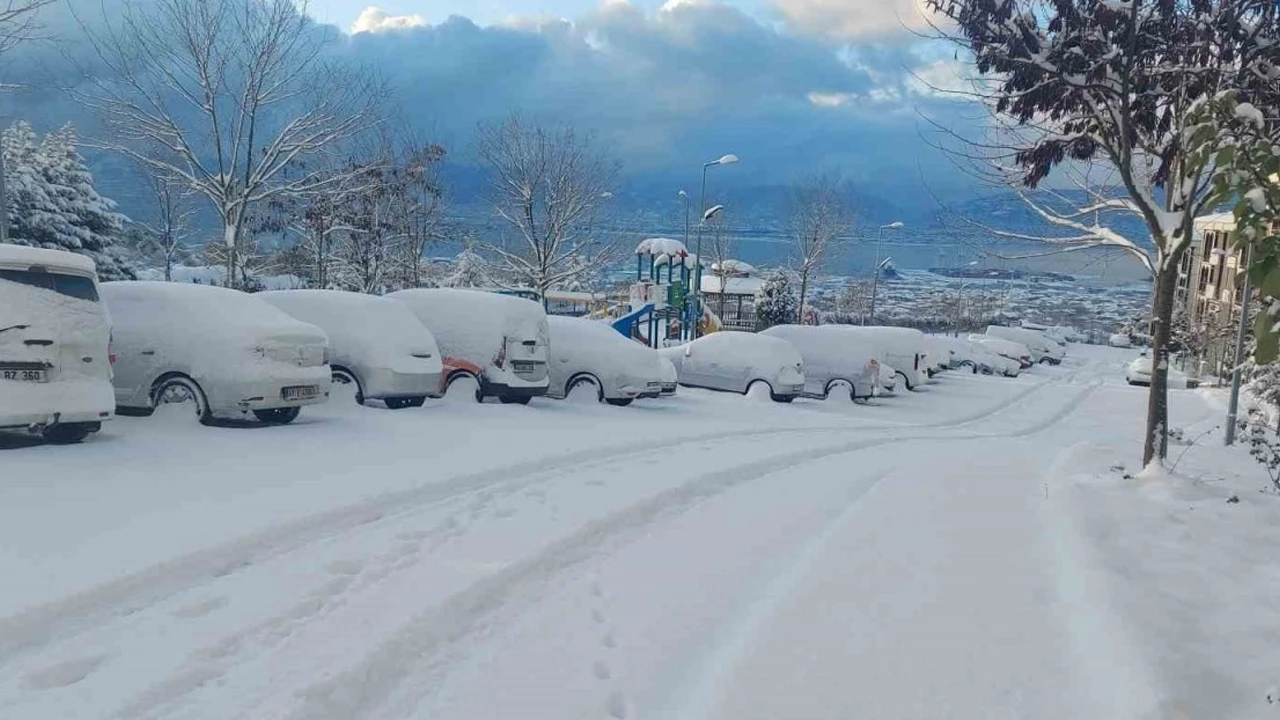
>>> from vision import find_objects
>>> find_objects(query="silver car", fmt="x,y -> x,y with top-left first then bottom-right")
659,332 -> 805,402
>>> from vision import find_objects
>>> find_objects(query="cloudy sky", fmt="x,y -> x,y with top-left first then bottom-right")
303,0 -> 978,204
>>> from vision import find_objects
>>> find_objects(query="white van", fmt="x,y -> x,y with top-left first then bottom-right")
102,282 -> 331,425
830,326 -> 929,390
970,334 -> 1034,369
388,289 -> 550,404
260,290 -> 443,408
0,245 -> 115,443
986,325 -> 1064,364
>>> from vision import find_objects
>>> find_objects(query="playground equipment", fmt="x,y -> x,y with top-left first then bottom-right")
624,238 -> 699,347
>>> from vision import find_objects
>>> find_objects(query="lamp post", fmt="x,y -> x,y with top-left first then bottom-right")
678,189 -> 690,248
692,153 -> 738,339
867,221 -> 903,325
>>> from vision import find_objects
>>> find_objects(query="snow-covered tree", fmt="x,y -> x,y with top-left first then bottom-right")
79,0 -> 382,290
2,121 -> 133,279
925,0 -> 1278,464
476,114 -> 618,302
788,173 -> 853,325
754,271 -> 797,331
441,243 -> 492,288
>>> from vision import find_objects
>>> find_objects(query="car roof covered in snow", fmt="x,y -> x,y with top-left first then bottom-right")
387,288 -> 548,364
549,315 -> 656,368
259,289 -> 439,359
102,281 -> 327,339
0,244 -> 97,276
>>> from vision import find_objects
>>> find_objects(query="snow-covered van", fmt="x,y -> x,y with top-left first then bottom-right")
758,325 -> 877,401
102,282 -> 331,425
546,315 -> 663,405
986,325 -> 1064,364
0,245 -> 115,443
660,331 -> 806,402
260,290 -> 443,408
825,326 -> 929,390
388,288 -> 550,404
970,334 -> 1034,369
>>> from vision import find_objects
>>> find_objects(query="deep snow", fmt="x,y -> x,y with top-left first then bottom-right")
1,344 -> 1277,719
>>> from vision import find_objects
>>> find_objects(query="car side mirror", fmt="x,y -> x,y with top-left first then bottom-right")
684,345 -> 692,358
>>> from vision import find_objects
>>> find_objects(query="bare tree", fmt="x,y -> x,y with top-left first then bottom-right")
788,174 -> 853,325
75,0 -> 382,289
703,208 -> 736,323
924,0 -> 1277,465
134,168 -> 194,280
475,114 -> 618,302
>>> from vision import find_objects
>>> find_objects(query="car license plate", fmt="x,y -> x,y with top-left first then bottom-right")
282,385 -> 318,401
1,368 -> 47,382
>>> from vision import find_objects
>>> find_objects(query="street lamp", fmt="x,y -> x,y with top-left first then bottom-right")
678,189 -> 690,249
867,221 -> 903,325
692,153 -> 738,339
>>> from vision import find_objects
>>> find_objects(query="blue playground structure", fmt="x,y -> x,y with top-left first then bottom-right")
624,238 -> 700,347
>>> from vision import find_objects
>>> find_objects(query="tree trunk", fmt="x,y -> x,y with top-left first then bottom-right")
1143,265 -> 1178,465
798,271 -> 809,325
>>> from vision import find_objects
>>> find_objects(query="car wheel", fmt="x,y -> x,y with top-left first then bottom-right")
745,380 -> 774,402
444,372 -> 482,403
500,395 -> 532,405
42,422 -> 99,445
771,394 -> 795,403
825,379 -> 856,402
331,367 -> 364,405
254,407 -> 301,424
567,375 -> 603,404
151,375 -> 213,425
894,371 -> 914,391
604,397 -> 633,407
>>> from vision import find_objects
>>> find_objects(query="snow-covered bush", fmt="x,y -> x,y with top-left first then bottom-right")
2,122 -> 133,279
754,271 -> 797,330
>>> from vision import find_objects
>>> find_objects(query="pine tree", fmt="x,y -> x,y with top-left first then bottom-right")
2,122 -> 134,279
442,244 -> 491,288
754,271 -> 797,331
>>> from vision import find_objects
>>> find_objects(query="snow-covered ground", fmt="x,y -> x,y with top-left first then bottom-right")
2,344 -> 1277,719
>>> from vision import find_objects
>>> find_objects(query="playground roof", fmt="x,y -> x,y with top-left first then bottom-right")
636,237 -> 688,256
700,275 -> 763,296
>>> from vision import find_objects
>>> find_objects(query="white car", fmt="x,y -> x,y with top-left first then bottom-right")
389,289 -> 550,404
877,362 -> 900,394
0,245 -> 115,443
1109,333 -> 1133,348
102,282 -> 331,425
986,325 -> 1065,364
546,316 -> 663,406
660,331 -> 806,402
924,336 -> 956,374
259,290 -> 443,409
1126,357 -> 1194,389
758,324 -> 878,401
823,325 -> 928,390
971,335 -> 1033,369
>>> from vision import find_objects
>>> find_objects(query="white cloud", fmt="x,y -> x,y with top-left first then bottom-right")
350,6 -> 427,34
908,59 -> 971,98
770,0 -> 933,40
807,91 -> 854,107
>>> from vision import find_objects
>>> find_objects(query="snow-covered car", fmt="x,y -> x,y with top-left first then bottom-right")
965,341 -> 1002,375
877,362 -> 900,394
924,336 -> 956,373
0,245 -> 115,443
259,290 -> 443,409
659,331 -> 806,402
546,315 -> 663,406
822,325 -> 927,390
985,325 -> 1065,364
970,335 -> 1033,370
657,357 -> 678,397
1126,357 -> 1195,389
102,282 -> 330,425
388,288 -> 550,404
758,324 -> 879,401
1109,333 -> 1133,348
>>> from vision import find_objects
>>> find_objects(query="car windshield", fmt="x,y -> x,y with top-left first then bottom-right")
0,268 -> 99,302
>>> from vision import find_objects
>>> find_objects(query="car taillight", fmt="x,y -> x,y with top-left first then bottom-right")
494,337 -> 507,369
108,333 -> 116,365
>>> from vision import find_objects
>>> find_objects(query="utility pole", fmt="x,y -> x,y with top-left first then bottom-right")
1225,246 -> 1253,446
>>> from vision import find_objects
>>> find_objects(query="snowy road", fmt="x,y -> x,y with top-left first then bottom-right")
0,345 -> 1240,719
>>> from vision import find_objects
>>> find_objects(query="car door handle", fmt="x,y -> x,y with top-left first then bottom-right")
23,339 -> 53,346
141,350 -> 156,356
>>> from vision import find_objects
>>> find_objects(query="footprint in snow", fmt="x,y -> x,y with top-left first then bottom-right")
325,559 -> 365,576
593,660 -> 612,680
22,654 -> 108,691
607,690 -> 628,719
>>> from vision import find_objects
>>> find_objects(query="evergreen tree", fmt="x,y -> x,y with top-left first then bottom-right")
754,271 -> 797,331
2,122 -> 133,279
442,244 -> 491,288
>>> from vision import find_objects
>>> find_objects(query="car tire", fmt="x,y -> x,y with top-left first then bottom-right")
895,371 -> 914,391
605,397 -> 633,407
151,374 -> 213,425
445,372 -> 483,403
771,394 -> 795,403
825,379 -> 856,402
568,375 -> 604,403
254,407 -> 301,424
383,396 -> 426,410
500,395 -> 532,405
332,367 -> 364,405
42,422 -> 99,445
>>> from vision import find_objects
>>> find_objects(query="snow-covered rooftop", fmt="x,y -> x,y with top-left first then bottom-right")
700,275 -> 763,296
710,259 -> 755,275
1193,212 -> 1236,231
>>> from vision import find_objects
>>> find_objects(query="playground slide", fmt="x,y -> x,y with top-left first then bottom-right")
611,303 -> 654,343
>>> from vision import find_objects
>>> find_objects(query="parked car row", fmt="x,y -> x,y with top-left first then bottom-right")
0,247 -> 1068,445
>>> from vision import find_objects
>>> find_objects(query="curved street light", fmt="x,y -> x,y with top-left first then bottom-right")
692,154 -> 739,339
868,221 -> 904,325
